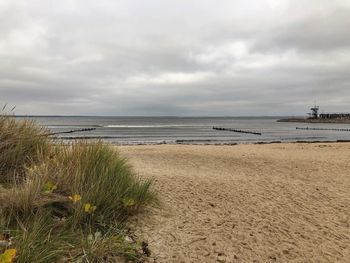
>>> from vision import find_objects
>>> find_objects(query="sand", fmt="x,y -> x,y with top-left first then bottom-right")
120,143 -> 350,262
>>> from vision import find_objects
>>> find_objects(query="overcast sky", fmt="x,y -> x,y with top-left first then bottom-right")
1,0 -> 350,116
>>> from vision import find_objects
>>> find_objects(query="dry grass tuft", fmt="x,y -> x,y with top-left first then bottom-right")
0,113 -> 157,262
0,113 -> 50,184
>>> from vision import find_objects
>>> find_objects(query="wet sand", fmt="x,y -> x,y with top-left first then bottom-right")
121,143 -> 350,262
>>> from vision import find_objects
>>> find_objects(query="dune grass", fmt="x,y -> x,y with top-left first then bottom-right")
0,114 -> 50,184
0,113 -> 157,262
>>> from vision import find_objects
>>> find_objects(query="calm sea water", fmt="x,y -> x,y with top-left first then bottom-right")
20,116 -> 350,145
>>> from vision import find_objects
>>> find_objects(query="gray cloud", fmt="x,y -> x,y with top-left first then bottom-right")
0,0 -> 350,116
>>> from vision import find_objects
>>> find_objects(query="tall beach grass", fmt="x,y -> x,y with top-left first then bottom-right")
0,113 -> 157,262
0,113 -> 50,184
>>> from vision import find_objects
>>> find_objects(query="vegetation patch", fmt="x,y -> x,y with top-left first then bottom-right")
0,113 -> 157,262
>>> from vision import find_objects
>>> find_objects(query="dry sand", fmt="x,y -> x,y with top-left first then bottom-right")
121,143 -> 350,263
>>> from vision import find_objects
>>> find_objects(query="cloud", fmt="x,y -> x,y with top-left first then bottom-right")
126,71 -> 215,85
0,0 -> 349,115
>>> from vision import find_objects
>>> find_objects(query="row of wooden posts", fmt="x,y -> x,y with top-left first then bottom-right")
46,127 -> 96,136
212,127 -> 262,135
47,126 -> 350,138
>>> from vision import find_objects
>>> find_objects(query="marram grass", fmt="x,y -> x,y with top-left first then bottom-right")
0,114 -> 50,184
0,114 -> 157,262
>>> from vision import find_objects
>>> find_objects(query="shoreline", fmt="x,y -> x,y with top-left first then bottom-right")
54,138 -> 350,146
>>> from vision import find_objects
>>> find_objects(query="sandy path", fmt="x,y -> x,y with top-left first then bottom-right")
121,143 -> 350,263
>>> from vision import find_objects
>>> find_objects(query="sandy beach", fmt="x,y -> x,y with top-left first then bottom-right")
121,143 -> 350,263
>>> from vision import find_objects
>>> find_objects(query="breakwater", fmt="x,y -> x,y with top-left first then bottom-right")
213,127 -> 262,135
47,127 -> 96,136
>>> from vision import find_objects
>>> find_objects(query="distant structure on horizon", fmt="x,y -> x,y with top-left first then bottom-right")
308,105 -> 350,120
278,106 -> 350,123
308,106 -> 319,119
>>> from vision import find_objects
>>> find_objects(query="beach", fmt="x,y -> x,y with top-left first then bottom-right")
121,143 -> 350,262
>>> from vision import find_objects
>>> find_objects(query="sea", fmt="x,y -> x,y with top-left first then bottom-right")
19,116 -> 350,145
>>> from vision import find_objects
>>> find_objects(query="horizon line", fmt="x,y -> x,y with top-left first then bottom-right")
12,114 -> 304,118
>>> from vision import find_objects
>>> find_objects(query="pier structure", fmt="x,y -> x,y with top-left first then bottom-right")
278,105 -> 350,123
319,113 -> 350,119
307,105 -> 350,120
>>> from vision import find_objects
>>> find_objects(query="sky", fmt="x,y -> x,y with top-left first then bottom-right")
0,0 -> 350,116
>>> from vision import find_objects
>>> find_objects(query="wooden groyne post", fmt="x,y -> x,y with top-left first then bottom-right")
213,127 -> 262,135
46,127 -> 97,136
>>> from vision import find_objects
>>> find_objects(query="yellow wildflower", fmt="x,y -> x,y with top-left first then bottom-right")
43,181 -> 57,194
83,203 -> 97,214
122,198 -> 136,208
0,248 -> 16,263
68,194 -> 82,203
